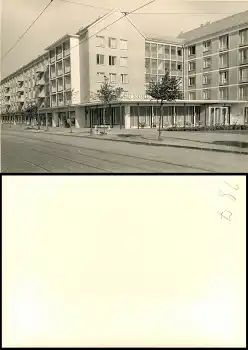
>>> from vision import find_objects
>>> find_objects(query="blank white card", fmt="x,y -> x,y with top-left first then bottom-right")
2,176 -> 246,347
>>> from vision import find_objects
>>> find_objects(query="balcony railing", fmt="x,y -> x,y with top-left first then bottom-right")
18,96 -> 24,102
50,56 -> 55,63
58,99 -> 64,106
17,86 -> 24,91
57,69 -> 63,76
36,78 -> 45,85
63,49 -> 70,57
57,86 -> 63,92
50,73 -> 56,79
65,83 -> 71,90
36,66 -> 44,73
38,90 -> 45,98
56,52 -> 62,60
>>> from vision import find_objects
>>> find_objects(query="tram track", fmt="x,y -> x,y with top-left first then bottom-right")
1,132 -> 217,173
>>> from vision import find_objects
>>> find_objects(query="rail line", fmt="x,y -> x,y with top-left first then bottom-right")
2,131 -> 217,173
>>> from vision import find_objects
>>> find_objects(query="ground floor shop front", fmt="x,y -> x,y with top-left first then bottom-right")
1,100 -> 247,129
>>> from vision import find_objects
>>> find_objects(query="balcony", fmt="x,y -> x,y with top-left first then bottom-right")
63,49 -> 70,57
57,69 -> 63,76
38,90 -> 45,98
56,52 -> 62,61
58,99 -> 64,106
17,86 -> 24,91
17,77 -> 24,82
18,95 -> 24,102
50,56 -> 55,63
36,78 -> 45,85
36,66 -> 44,73
64,82 -> 71,90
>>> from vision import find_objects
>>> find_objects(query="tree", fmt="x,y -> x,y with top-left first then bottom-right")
24,101 -> 38,128
146,72 -> 183,140
93,76 -> 123,134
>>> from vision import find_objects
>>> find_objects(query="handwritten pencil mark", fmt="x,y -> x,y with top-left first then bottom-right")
218,190 -> 236,202
217,181 -> 240,222
217,210 -> 232,221
224,181 -> 239,191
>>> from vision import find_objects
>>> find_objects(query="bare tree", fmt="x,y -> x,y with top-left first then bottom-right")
92,76 -> 123,134
146,72 -> 183,140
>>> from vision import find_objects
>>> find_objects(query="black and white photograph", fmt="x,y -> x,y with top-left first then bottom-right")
1,0 -> 247,348
1,0 -> 248,173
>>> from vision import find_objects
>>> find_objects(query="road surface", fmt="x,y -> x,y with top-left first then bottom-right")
1,129 -> 248,173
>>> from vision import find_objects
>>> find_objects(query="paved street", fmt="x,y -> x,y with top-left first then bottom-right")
1,129 -> 248,173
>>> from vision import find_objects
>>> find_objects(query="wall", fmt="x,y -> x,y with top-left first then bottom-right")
87,10 -> 145,99
70,37 -> 81,104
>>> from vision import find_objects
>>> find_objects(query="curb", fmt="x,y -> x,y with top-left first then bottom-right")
4,128 -> 248,156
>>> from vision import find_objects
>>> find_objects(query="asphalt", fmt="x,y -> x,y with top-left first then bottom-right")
1,129 -> 248,173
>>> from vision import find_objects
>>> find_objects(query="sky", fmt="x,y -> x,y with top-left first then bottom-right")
1,0 -> 248,79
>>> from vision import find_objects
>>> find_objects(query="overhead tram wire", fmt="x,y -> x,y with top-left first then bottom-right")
0,0 -> 55,61
66,0 -> 156,55
58,0 -> 111,11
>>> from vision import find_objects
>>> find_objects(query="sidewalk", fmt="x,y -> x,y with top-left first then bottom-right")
2,124 -> 248,155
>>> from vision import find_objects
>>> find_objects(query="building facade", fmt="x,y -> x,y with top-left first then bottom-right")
1,8 -> 248,128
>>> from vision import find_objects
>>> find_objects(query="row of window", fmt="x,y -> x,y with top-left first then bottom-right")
188,67 -> 248,86
96,54 -> 128,66
188,86 -> 248,100
145,43 -> 182,57
96,36 -> 128,50
188,28 -> 248,56
97,72 -> 129,84
188,49 -> 248,72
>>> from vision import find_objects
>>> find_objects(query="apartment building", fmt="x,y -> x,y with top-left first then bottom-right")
179,10 -> 248,124
1,8 -> 247,128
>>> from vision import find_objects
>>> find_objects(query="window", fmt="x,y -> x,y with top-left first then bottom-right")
96,54 -> 104,65
219,87 -> 228,100
219,71 -> 228,85
239,29 -> 248,46
203,74 -> 210,85
108,37 -> 117,49
239,48 -> 248,64
239,86 -> 248,100
177,63 -> 182,71
188,91 -> 196,100
203,40 -> 211,52
145,43 -> 150,56
203,89 -> 210,100
177,48 -> 182,56
219,35 -> 228,50
188,77 -> 195,86
188,45 -> 196,56
171,46 -> 176,57
109,56 -> 117,66
120,56 -> 128,67
96,36 -> 105,47
121,74 -> 128,84
97,72 -> 105,83
219,53 -> 228,68
109,73 -> 117,83
203,57 -> 211,68
239,67 -> 248,82
120,39 -> 128,50
188,61 -> 196,72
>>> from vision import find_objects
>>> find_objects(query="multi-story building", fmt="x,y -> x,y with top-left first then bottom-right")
179,10 -> 248,124
1,8 -> 247,128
